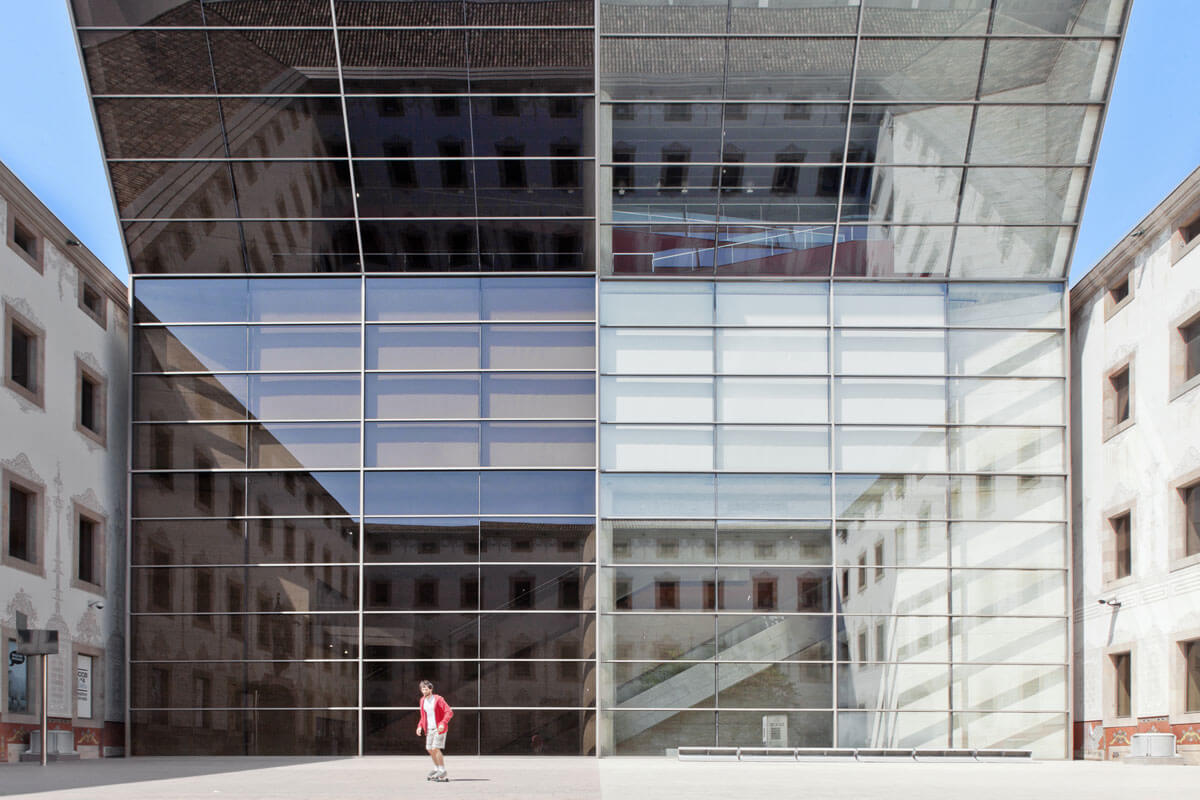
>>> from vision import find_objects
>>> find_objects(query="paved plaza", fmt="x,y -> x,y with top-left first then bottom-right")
0,757 -> 1192,800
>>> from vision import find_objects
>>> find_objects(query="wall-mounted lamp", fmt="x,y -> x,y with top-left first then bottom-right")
1097,598 -> 1122,608
87,600 -> 104,610
64,238 -> 81,247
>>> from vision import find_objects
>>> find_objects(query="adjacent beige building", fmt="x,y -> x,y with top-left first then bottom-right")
1070,166 -> 1200,761
1,161 -> 128,759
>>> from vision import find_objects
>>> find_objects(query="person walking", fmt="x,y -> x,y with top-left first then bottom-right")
416,679 -> 453,782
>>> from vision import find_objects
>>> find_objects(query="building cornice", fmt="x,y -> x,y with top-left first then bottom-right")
0,160 -> 128,312
1071,166 -> 1200,312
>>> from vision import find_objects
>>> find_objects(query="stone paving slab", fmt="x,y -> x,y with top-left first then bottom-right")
0,756 -> 1192,800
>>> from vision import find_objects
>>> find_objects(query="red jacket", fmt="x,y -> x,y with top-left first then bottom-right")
418,694 -> 454,732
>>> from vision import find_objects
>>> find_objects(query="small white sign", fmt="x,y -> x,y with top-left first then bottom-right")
76,655 -> 93,719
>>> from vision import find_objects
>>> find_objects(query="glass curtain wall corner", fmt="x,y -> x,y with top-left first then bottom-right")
73,0 -> 1126,757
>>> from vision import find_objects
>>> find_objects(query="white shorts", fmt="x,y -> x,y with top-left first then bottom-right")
426,730 -> 447,750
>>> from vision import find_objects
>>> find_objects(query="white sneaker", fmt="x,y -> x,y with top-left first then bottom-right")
426,769 -> 438,780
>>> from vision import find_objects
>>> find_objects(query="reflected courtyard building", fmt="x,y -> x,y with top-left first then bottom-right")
69,0 -> 1129,756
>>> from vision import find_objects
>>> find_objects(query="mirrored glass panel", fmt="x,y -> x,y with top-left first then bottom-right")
836,427 -> 947,473
853,39 -> 984,101
603,520 -> 716,565
980,39 -> 1115,103
716,521 -> 831,565
949,331 -> 1064,377
947,283 -> 1064,328
717,426 -> 830,472
602,424 -> 714,471
836,475 -> 948,520
601,474 -> 716,518
846,104 -> 972,165
834,330 -> 946,377
950,476 -> 1065,521
366,374 -> 481,419
717,378 -> 829,424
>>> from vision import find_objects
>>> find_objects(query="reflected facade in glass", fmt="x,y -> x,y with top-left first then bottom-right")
71,0 -> 1127,756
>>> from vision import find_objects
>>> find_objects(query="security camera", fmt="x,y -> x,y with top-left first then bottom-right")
88,600 -> 104,610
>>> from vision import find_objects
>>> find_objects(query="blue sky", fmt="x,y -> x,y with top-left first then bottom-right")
1,1 -> 1196,286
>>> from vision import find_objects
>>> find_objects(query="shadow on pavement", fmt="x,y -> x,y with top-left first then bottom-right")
0,756 -> 354,796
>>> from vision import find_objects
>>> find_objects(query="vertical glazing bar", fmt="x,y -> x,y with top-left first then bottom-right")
828,0 -> 867,280
593,0 -> 604,757
326,0 -> 367,756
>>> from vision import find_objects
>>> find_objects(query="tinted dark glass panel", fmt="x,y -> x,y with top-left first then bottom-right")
95,98 -> 225,160
467,0 -> 592,25
206,1 -> 334,25
471,97 -> 591,160
132,518 -> 245,566
474,160 -> 592,217
468,29 -> 593,93
352,160 -> 478,218
132,517 -> 358,566
365,518 -> 479,563
717,567 -> 833,612
346,97 -> 473,159
133,422 -> 247,469
367,326 -> 481,371
71,0 -> 205,27
363,614 -> 478,660
131,661 -> 357,708
110,161 -> 236,220
124,220 -> 247,274
365,565 -> 480,610
81,29 -> 216,94
360,221 -> 481,272
230,160 -> 355,219
125,220 -> 361,274
477,220 -> 594,272
208,29 -> 339,94
479,471 -> 595,515
133,374 -> 249,421
134,325 -> 248,373
131,613 -> 359,660
479,662 -> 595,707
132,471 -> 246,517
479,613 -> 595,659
364,661 -> 479,708
246,471 -> 361,516
334,0 -> 464,25
365,710 -> 480,755
221,96 -> 348,160
479,710 -> 595,754
609,102 -> 723,164
130,711 -> 245,756
132,566 -> 359,612
481,565 -> 594,610
364,471 -> 479,516
481,518 -> 596,563
339,29 -> 469,93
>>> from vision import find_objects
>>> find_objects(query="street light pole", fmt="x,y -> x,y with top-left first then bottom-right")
40,654 -> 48,767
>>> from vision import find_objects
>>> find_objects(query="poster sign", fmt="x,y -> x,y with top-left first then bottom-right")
76,655 -> 93,719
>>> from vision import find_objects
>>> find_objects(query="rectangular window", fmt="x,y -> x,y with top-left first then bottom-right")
8,639 -> 28,712
77,514 -> 100,586
1183,317 -> 1200,384
460,576 -> 479,608
1108,276 -> 1129,307
1109,512 -> 1131,580
857,554 -> 867,590
8,212 -> 40,269
511,577 -> 534,609
228,582 -> 244,636
654,579 -> 679,610
194,569 -> 213,614
1105,363 -> 1132,437
1187,640 -> 1200,713
873,540 -> 885,582
875,621 -> 887,661
6,305 -> 43,406
558,576 -> 580,610
79,278 -> 106,328
1185,483 -> 1200,558
798,578 -> 824,612
615,578 -> 632,610
8,483 -> 36,565
415,578 -> 439,609
1113,651 -> 1132,718
77,364 -> 105,445
1182,213 -> 1200,248
753,578 -> 777,611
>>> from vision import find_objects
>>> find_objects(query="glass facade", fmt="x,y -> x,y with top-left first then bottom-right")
72,0 -> 1127,756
